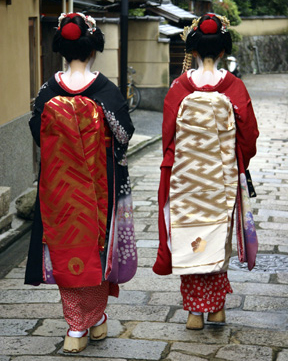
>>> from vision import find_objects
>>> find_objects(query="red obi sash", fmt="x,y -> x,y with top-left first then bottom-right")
39,96 -> 108,288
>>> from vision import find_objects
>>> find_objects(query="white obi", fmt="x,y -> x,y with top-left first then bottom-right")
169,91 -> 238,275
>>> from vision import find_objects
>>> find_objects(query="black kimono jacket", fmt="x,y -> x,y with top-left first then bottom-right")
25,72 -> 135,285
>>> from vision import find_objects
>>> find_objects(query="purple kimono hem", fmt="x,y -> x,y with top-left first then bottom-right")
107,194 -> 137,283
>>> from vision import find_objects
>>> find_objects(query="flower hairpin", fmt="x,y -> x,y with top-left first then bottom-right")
58,12 -> 96,32
180,14 -> 230,41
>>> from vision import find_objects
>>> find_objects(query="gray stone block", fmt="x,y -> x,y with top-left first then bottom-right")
0,290 -> 61,304
0,187 -> 10,218
277,350 -> 288,361
0,336 -> 62,355
243,295 -> 288,312
132,321 -> 231,343
227,270 -> 270,283
0,213 -> 12,234
226,310 -> 287,330
170,342 -> 219,356
33,319 -> 124,338
231,282 -> 288,297
0,113 -> 34,200
15,188 -> 37,220
276,272 -> 288,284
108,290 -> 149,305
0,278 -> 58,290
232,328 -> 288,348
121,276 -> 180,292
59,338 -> 167,360
136,239 -> 159,248
165,352 -> 203,361
13,354 -> 127,361
148,292 -> 183,306
215,344 -> 272,361
0,319 -> 38,336
106,304 -> 170,322
0,304 -> 63,319
0,357 -> 10,361
225,294 -> 242,309
4,268 -> 25,279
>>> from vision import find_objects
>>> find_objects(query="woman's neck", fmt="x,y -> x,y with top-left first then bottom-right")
61,58 -> 97,91
191,56 -> 224,87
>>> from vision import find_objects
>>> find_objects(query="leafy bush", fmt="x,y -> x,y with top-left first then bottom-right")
212,0 -> 241,26
234,0 -> 288,17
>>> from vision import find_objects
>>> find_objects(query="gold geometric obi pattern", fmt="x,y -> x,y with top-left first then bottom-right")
169,92 -> 238,274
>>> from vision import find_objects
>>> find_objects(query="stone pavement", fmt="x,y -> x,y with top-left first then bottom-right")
0,74 -> 288,361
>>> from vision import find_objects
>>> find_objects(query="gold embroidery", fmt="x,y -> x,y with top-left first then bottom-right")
68,257 -> 85,275
191,237 -> 207,253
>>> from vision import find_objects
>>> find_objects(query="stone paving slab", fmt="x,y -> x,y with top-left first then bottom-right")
0,290 -> 60,303
0,336 -> 62,355
170,342 -> 219,357
13,358 -> 126,361
227,270 -> 270,283
121,276 -> 180,292
226,310 -> 287,330
277,350 -> 288,361
0,357 -> 10,361
231,328 -> 288,348
108,290 -> 149,305
105,304 -> 170,322
0,319 -> 38,336
58,338 -> 167,360
0,304 -> 63,319
33,319 -> 124,338
243,295 -> 288,312
148,292 -> 183,306
170,309 -> 287,330
230,282 -> 288,297
131,321 -> 231,343
0,278 -> 58,290
164,352 -> 204,361
276,272 -> 288,284
215,344 -> 272,361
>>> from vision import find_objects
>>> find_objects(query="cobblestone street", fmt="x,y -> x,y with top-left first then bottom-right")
0,74 -> 288,361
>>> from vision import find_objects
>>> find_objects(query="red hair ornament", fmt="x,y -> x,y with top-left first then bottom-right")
61,22 -> 82,40
199,19 -> 218,34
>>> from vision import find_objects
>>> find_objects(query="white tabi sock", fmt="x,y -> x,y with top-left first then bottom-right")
68,329 -> 87,338
94,313 -> 108,327
190,312 -> 203,316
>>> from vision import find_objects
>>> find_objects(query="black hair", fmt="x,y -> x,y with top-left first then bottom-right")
52,15 -> 104,63
186,14 -> 232,60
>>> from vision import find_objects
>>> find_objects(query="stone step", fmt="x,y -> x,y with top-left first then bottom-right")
0,187 -> 11,218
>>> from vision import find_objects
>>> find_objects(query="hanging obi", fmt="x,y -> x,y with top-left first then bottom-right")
39,96 -> 108,288
169,91 -> 238,275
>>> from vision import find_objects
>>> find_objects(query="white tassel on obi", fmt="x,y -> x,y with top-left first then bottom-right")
168,91 -> 238,275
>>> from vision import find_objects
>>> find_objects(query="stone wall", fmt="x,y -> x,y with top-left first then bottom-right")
235,35 -> 288,74
0,113 -> 35,200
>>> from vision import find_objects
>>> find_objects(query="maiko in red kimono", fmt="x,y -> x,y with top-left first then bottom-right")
153,71 -> 259,277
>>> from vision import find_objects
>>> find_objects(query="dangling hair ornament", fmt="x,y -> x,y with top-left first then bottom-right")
180,18 -> 200,42
58,12 -> 97,40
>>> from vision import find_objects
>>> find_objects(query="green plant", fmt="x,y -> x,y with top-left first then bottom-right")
128,8 -> 145,17
212,0 -> 241,26
234,0 -> 288,16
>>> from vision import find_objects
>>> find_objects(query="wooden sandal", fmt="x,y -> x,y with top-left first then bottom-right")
63,330 -> 88,353
90,313 -> 108,340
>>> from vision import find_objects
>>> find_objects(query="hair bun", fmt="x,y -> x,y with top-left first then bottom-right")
61,22 -> 82,40
199,18 -> 218,34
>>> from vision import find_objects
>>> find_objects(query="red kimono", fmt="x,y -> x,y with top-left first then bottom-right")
153,71 -> 259,277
